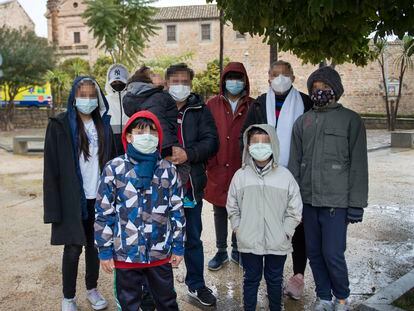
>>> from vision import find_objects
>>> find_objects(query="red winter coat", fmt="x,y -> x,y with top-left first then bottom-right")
205,62 -> 254,207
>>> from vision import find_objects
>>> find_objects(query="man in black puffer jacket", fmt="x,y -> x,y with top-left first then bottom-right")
123,66 -> 178,157
166,63 -> 219,307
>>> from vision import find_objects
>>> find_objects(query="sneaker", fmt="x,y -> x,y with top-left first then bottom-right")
334,299 -> 350,311
312,298 -> 334,311
208,252 -> 229,271
188,286 -> 217,306
86,288 -> 108,310
284,274 -> 305,300
62,297 -> 78,311
141,290 -> 156,311
231,250 -> 242,267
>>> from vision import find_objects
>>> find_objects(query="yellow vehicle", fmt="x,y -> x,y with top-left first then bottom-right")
0,83 -> 53,107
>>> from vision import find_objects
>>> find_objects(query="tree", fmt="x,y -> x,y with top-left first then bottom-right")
0,27 -> 55,130
83,0 -> 159,67
373,37 -> 414,131
144,52 -> 194,76
59,57 -> 91,80
92,56 -> 114,89
192,58 -> 230,100
45,69 -> 71,113
210,0 -> 414,66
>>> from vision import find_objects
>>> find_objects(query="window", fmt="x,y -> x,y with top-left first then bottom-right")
74,32 -> 80,44
73,2 -> 78,8
236,31 -> 246,39
166,25 -> 176,42
201,24 -> 211,41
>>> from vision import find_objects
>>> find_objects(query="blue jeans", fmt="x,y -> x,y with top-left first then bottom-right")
303,204 -> 350,300
184,198 -> 205,291
241,253 -> 286,311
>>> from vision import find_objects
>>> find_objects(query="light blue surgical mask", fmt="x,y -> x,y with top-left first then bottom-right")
225,80 -> 245,95
75,97 -> 98,115
132,134 -> 159,154
248,143 -> 272,161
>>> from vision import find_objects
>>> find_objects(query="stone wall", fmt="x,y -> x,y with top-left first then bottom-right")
0,0 -> 35,31
0,108 -> 54,129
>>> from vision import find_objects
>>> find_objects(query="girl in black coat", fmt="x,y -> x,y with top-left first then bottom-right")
43,77 -> 113,311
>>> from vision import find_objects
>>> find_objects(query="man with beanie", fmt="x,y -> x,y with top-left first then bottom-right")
105,64 -> 129,156
288,66 -> 368,311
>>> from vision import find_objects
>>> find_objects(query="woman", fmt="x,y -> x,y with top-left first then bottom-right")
43,77 -> 114,311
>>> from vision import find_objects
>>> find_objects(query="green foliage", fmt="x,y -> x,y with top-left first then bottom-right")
0,26 -> 55,130
45,69 -> 71,109
83,0 -> 159,67
92,56 -> 114,89
192,58 -> 230,99
210,0 -> 414,66
59,57 -> 91,81
143,52 -> 194,76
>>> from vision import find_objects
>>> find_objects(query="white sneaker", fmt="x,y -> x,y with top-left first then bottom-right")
312,298 -> 334,311
86,288 -> 108,310
62,297 -> 78,311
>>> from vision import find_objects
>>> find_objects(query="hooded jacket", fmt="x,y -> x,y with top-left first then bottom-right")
226,124 -> 302,256
105,64 -> 129,135
288,103 -> 368,208
43,76 -> 113,246
123,82 -> 178,156
94,111 -> 185,265
178,93 -> 219,203
205,62 -> 254,207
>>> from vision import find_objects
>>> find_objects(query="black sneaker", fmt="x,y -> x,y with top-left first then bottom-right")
208,252 -> 229,271
231,250 -> 242,267
188,286 -> 217,306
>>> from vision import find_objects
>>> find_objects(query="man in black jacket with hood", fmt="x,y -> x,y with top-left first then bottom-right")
166,63 -> 219,307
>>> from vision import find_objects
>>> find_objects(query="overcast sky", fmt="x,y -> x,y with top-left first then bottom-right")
0,0 -> 210,38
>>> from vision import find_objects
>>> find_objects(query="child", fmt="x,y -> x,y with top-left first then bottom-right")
94,111 -> 185,310
43,77 -> 113,311
288,66 -> 368,311
227,124 -> 303,311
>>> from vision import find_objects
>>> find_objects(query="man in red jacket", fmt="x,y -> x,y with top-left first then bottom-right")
205,62 -> 254,270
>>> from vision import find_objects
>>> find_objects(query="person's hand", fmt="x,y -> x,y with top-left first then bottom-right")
347,207 -> 364,224
170,146 -> 188,165
170,254 -> 184,268
100,259 -> 114,273
233,228 -> 238,235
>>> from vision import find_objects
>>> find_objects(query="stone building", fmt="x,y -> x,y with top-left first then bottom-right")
46,2 -> 414,115
0,0 -> 35,31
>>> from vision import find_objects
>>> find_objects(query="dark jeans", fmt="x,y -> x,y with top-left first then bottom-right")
115,264 -> 178,311
213,205 -> 237,253
241,253 -> 286,311
303,204 -> 350,300
62,199 -> 99,299
184,198 -> 206,291
292,222 -> 307,275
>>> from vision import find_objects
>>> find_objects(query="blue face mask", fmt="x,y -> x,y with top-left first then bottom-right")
225,80 -> 245,95
75,98 -> 98,115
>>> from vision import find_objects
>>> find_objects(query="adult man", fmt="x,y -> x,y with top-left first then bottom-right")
241,60 -> 313,300
165,63 -> 219,306
105,64 -> 129,156
205,62 -> 254,270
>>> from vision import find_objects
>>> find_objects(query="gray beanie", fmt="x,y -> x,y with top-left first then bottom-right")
307,66 -> 344,100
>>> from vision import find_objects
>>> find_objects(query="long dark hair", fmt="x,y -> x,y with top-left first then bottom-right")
75,81 -> 106,168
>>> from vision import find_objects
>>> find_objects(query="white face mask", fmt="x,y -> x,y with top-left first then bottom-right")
131,134 -> 159,154
271,75 -> 292,94
248,143 -> 273,162
169,84 -> 191,102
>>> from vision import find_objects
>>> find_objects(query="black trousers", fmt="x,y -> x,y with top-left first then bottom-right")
292,222 -> 307,275
62,199 -> 99,299
115,264 -> 179,311
213,205 -> 238,252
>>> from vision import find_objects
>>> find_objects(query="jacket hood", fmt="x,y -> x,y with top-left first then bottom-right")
105,64 -> 129,94
242,124 -> 280,169
68,76 -> 109,116
127,81 -> 161,96
121,111 -> 163,153
220,62 -> 250,96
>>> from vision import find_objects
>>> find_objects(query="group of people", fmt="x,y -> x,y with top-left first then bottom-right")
43,59 -> 368,311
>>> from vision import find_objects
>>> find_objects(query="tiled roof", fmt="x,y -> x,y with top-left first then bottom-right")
154,4 -> 219,22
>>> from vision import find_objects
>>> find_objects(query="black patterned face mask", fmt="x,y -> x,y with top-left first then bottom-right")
311,89 -> 336,108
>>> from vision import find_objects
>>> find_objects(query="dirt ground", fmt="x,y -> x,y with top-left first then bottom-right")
0,147 -> 413,311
